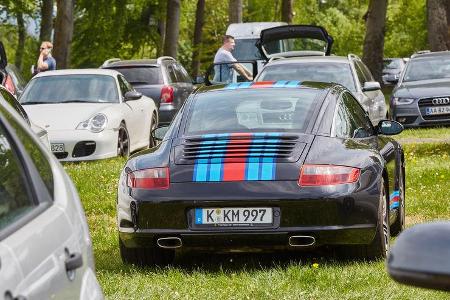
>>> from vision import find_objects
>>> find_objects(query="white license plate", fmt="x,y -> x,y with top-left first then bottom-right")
51,143 -> 65,153
195,207 -> 273,225
425,106 -> 450,115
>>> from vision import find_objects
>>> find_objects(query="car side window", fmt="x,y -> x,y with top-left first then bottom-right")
333,100 -> 354,138
1,105 -> 54,198
353,61 -> 366,87
166,63 -> 178,83
359,62 -> 375,82
342,92 -> 374,138
117,75 -> 131,96
0,88 -> 29,124
0,121 -> 36,232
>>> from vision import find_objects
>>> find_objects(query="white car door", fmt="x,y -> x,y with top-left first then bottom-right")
0,111 -> 84,299
117,75 -> 152,150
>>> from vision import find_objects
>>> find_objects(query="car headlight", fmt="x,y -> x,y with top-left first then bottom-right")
76,113 -> 108,133
393,97 -> 415,105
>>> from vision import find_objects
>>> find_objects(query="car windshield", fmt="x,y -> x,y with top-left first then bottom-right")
257,62 -> 357,92
383,59 -> 401,69
111,66 -> 163,85
232,39 -> 263,61
20,74 -> 119,104
403,57 -> 450,82
185,88 -> 320,135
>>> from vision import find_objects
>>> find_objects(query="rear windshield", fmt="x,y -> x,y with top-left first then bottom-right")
232,39 -> 263,61
186,88 -> 320,135
258,62 -> 357,92
111,66 -> 163,85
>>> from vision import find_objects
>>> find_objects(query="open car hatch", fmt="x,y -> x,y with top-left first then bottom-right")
256,25 -> 333,60
0,42 -> 7,69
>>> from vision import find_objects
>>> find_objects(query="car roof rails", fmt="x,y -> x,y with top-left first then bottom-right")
157,56 -> 176,64
410,50 -> 431,58
268,56 -> 285,63
100,58 -> 121,68
347,53 -> 360,61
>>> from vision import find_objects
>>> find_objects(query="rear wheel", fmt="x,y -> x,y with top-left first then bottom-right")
119,238 -> 175,267
117,123 -> 130,157
342,180 -> 390,260
391,164 -> 405,236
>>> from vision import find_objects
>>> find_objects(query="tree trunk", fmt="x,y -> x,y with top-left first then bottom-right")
157,0 -> 166,57
281,0 -> 294,24
362,0 -> 388,84
191,0 -> 205,79
427,0 -> 448,51
40,0 -> 54,42
15,12 -> 26,71
447,0 -> 450,49
163,0 -> 181,58
53,0 -> 74,69
228,0 -> 242,24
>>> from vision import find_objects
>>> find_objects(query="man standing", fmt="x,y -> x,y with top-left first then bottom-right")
37,41 -> 56,72
213,35 -> 253,83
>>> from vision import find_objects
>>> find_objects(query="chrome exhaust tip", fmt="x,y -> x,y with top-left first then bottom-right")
289,235 -> 316,247
157,237 -> 182,249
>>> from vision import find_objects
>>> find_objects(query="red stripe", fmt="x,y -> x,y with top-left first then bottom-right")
251,81 -> 275,88
391,196 -> 400,202
223,133 -> 252,181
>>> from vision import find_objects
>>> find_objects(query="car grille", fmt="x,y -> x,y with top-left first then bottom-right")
418,97 -> 450,120
176,134 -> 302,164
72,141 -> 96,158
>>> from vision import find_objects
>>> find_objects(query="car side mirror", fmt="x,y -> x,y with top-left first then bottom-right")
362,81 -> 381,92
152,125 -> 169,142
387,222 -> 450,291
193,76 -> 205,85
124,91 -> 142,101
376,120 -> 403,135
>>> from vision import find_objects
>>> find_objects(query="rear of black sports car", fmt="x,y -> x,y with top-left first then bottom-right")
117,83 -> 389,264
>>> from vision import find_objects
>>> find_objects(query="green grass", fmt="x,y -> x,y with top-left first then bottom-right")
63,137 -> 450,299
396,127 -> 450,141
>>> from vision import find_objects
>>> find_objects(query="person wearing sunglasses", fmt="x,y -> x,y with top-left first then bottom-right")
37,41 -> 56,72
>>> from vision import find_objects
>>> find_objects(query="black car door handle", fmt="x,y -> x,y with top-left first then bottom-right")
65,252 -> 83,271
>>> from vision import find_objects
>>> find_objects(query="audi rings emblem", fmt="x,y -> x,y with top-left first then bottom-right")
432,97 -> 450,105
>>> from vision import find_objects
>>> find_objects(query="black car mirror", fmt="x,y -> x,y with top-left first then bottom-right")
387,221 -> 450,291
152,125 -> 169,142
377,120 -> 403,135
124,91 -> 142,101
362,81 -> 381,92
194,76 -> 205,85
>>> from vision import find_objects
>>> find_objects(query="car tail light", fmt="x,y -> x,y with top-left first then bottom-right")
4,75 -> 16,96
127,167 -> 170,189
160,85 -> 174,104
299,165 -> 360,186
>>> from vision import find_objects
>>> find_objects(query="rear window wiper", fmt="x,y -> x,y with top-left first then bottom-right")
60,100 -> 92,103
128,81 -> 150,85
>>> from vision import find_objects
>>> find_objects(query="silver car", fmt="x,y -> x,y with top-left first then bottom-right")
0,92 -> 103,299
255,55 -> 387,125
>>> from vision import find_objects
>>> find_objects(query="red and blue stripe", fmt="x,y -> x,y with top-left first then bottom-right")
224,80 -> 301,90
193,133 -> 280,182
390,190 -> 400,209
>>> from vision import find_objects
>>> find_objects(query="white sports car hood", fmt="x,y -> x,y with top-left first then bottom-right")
23,103 -> 115,131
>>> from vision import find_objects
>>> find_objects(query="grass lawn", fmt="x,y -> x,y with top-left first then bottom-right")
64,131 -> 450,299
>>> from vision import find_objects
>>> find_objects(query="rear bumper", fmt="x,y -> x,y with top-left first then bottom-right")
159,104 -> 177,124
119,224 -> 376,251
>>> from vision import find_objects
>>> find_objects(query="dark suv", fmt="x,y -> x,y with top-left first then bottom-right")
101,57 -> 194,124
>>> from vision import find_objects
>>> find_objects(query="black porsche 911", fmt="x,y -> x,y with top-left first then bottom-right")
117,81 -> 406,266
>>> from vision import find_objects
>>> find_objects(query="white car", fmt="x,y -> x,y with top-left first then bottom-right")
20,69 -> 158,161
0,96 -> 104,299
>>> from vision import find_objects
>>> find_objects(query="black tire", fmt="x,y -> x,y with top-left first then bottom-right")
148,112 -> 158,148
390,163 -> 405,236
119,238 -> 175,267
117,123 -> 130,157
341,180 -> 390,260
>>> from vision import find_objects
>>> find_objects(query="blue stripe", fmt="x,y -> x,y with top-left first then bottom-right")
238,82 -> 252,88
390,191 -> 400,199
273,80 -> 289,87
247,157 -> 260,180
390,202 -> 400,209
208,158 -> 223,181
194,159 -> 209,181
261,157 -> 274,180
285,80 -> 300,87
224,83 -> 240,90
195,208 -> 203,224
